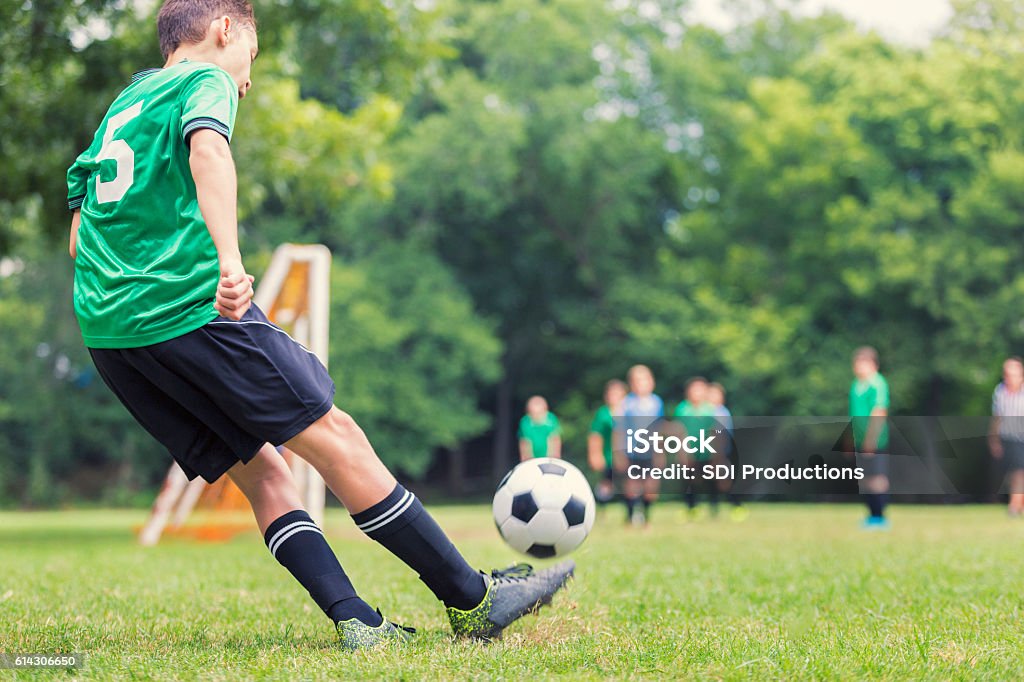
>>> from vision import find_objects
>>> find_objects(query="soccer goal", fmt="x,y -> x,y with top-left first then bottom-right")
138,244 -> 332,546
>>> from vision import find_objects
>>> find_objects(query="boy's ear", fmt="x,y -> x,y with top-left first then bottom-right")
213,15 -> 232,47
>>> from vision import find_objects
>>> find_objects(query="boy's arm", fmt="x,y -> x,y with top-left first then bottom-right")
990,416 -> 1004,458
548,434 -> 562,459
188,129 -> 253,320
69,210 -> 81,258
519,438 -> 532,462
587,433 -> 605,471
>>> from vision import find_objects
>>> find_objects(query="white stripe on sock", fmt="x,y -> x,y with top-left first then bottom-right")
359,492 -> 416,534
355,490 -> 411,531
267,520 -> 321,555
269,525 -> 324,558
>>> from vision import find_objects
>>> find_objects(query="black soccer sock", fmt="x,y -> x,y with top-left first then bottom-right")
352,484 -> 486,611
642,498 -> 652,518
264,510 -> 382,627
684,489 -> 697,510
865,494 -> 883,518
625,496 -> 637,522
877,493 -> 888,518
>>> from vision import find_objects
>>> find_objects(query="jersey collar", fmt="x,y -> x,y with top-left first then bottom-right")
131,68 -> 162,83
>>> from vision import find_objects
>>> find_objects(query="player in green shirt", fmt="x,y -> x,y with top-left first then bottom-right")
66,0 -> 573,651
518,396 -> 562,460
849,346 -> 891,529
588,379 -> 627,505
674,377 -> 720,519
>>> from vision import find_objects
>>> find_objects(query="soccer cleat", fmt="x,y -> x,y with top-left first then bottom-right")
861,516 -> 891,531
729,506 -> 750,523
447,561 -> 575,640
336,610 -> 415,651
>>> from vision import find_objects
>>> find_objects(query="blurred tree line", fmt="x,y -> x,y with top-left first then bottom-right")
2,0 -> 1024,505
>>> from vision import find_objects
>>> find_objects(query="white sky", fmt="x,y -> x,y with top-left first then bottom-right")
687,0 -> 954,46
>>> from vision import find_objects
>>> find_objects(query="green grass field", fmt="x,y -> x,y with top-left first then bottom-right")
2,503 -> 1024,680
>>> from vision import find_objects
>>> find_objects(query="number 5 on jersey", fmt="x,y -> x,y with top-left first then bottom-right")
96,101 -> 144,204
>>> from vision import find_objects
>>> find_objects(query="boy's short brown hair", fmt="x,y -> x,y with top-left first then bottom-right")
157,0 -> 256,60
852,346 -> 879,366
605,379 -> 627,393
685,376 -> 708,391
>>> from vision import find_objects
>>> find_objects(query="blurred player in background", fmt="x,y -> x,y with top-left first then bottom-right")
708,382 -> 747,522
621,365 -> 664,526
988,356 -> 1024,516
588,379 -> 627,507
850,346 -> 891,529
675,377 -> 719,520
518,395 -> 562,461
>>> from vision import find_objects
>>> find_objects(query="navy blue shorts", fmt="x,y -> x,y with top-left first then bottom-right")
89,304 -> 335,483
1001,439 -> 1024,472
856,450 -> 890,478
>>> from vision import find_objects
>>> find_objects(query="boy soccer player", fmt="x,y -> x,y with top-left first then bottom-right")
588,379 -> 627,505
988,357 -> 1024,516
849,346 -> 891,529
674,377 -> 719,519
518,396 -> 562,461
621,365 -> 664,526
708,382 -> 746,522
66,0 -> 572,650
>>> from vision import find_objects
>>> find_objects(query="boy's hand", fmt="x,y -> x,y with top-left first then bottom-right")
215,260 -> 255,320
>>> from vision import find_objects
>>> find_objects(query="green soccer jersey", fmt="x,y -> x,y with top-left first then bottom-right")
589,405 -> 617,468
849,372 -> 890,450
674,400 -> 718,461
67,61 -> 239,348
518,413 -> 560,459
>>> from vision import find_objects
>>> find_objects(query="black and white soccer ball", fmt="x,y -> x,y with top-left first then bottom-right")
492,458 -> 596,558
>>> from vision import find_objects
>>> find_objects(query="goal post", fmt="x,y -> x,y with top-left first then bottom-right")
252,244 -> 331,527
138,244 -> 332,545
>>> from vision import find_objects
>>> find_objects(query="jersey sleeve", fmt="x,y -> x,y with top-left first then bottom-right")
589,409 -> 605,434
179,68 -> 238,144
993,387 -> 1001,417
872,377 -> 890,410
67,155 -> 90,210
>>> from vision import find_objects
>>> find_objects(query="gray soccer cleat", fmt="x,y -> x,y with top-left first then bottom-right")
446,561 -> 575,640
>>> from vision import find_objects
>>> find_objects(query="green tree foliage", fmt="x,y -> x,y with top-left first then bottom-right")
621,1 -> 1024,417
325,244 -> 500,477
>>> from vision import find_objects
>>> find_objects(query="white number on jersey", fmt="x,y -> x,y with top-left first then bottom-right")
95,100 -> 144,204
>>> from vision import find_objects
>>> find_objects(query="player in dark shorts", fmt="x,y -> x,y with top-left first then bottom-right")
588,379 -> 627,506
849,346 -> 891,529
708,382 -> 747,522
66,0 -> 572,650
988,357 -> 1024,516
674,377 -> 719,520
621,365 -> 664,526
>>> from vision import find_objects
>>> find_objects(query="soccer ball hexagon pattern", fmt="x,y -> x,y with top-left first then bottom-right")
493,458 -> 596,558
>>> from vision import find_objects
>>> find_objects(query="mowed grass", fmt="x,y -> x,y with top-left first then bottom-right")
2,504 -> 1024,680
